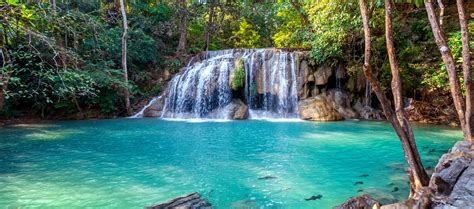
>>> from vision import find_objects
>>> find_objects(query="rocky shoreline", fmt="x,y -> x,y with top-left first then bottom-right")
335,140 -> 474,209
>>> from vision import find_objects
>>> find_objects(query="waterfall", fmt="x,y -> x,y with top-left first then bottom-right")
157,48 -> 300,119
335,66 -> 343,90
364,79 -> 372,107
129,96 -> 162,118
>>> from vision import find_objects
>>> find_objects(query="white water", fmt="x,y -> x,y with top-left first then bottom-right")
154,48 -> 300,119
129,96 -> 162,118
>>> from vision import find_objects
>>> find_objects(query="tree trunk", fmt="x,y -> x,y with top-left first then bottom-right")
437,0 -> 445,27
203,3 -> 214,52
119,0 -> 132,116
176,0 -> 187,55
425,0 -> 469,140
358,0 -> 429,198
457,0 -> 473,142
384,0 -> 429,195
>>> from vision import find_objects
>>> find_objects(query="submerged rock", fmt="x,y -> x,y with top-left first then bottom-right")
298,96 -> 343,121
257,175 -> 277,180
146,192 -> 213,209
305,194 -> 323,201
333,194 -> 380,209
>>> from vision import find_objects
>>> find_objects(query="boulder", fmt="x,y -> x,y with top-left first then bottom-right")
325,90 -> 359,119
298,96 -> 343,121
146,192 -> 213,209
223,99 -> 249,120
430,141 -> 474,209
314,65 -> 333,85
333,194 -> 381,209
353,101 -> 384,120
143,97 -> 165,117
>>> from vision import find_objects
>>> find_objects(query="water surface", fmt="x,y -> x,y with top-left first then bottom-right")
0,119 -> 462,208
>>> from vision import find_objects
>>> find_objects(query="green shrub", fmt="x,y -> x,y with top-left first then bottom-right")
231,58 -> 245,90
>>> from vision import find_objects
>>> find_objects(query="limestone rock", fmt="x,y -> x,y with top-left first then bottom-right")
430,141 -> 474,209
223,99 -> 249,120
298,96 -> 343,121
333,194 -> 381,209
325,90 -> 359,119
143,97 -> 165,117
353,101 -> 384,120
314,65 -> 333,85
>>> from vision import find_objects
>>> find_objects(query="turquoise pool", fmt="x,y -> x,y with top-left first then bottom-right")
0,119 -> 462,208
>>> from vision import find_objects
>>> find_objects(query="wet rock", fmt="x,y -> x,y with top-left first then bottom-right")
222,99 -> 249,120
333,194 -> 380,209
353,102 -> 384,120
143,97 -> 165,117
430,141 -> 474,209
258,175 -> 277,180
146,192 -> 213,209
297,60 -> 311,99
305,194 -> 322,201
324,90 -> 359,119
298,96 -> 343,121
314,65 -> 333,85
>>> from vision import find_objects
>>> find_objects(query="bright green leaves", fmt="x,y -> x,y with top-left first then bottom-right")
231,58 -> 245,90
307,0 -> 360,64
232,20 -> 262,48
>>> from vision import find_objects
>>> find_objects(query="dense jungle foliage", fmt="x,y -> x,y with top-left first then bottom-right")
0,0 -> 472,119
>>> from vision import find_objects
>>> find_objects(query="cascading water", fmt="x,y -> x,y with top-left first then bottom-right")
158,48 -> 300,119
364,79 -> 372,107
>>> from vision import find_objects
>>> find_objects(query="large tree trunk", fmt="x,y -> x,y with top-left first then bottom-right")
203,3 -> 214,52
456,0 -> 473,142
384,0 -> 429,195
425,0 -> 469,141
358,0 -> 429,198
176,0 -> 187,55
119,0 -> 132,116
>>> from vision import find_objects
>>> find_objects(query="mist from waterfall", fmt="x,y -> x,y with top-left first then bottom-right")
160,49 -> 300,119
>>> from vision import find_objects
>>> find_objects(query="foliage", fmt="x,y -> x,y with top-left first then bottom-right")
421,21 -> 474,90
231,58 -> 245,90
272,1 -> 308,48
0,0 -> 470,118
232,20 -> 262,48
306,1 -> 361,64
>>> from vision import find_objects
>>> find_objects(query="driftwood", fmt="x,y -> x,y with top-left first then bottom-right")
145,192 -> 213,209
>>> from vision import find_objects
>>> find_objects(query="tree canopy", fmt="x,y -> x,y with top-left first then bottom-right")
0,0 -> 472,119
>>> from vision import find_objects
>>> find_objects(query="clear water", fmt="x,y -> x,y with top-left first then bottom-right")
0,119 -> 462,208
